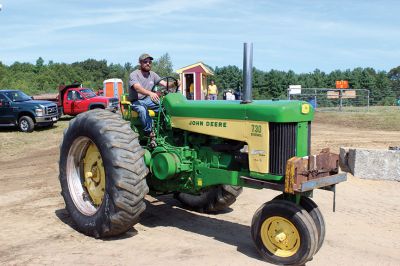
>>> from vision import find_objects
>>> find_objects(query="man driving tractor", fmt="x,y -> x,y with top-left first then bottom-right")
128,53 -> 179,147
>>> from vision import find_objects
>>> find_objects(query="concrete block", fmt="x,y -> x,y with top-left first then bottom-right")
339,147 -> 351,173
345,148 -> 400,181
348,149 -> 356,174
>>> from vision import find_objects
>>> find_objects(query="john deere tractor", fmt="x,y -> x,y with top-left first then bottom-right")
59,44 -> 346,265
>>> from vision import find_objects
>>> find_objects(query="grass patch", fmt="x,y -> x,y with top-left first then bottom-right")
0,119 -> 71,159
314,106 -> 400,131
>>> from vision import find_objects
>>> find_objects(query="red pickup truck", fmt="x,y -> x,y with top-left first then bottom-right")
35,83 -> 119,116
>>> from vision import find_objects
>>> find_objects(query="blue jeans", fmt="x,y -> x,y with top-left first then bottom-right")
131,97 -> 159,134
209,94 -> 217,100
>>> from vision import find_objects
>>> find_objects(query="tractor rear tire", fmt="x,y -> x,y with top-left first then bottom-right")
175,185 -> 242,213
59,109 -> 149,238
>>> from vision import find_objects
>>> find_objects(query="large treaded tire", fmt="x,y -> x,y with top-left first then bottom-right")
175,185 -> 243,213
59,109 -> 149,237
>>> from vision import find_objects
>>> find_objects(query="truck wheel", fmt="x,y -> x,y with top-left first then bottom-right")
59,109 -> 149,238
175,185 -> 242,213
251,200 -> 318,265
273,194 -> 325,254
19,116 -> 35,132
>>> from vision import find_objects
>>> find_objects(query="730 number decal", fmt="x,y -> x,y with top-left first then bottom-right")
251,124 -> 262,137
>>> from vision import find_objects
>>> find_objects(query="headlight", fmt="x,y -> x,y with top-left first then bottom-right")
35,108 -> 44,117
301,103 -> 310,114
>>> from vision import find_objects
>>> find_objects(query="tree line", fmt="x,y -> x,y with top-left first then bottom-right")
0,54 -> 399,105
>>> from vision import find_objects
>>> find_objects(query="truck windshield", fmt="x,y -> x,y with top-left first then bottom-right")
80,89 -> 97,99
4,91 -> 31,102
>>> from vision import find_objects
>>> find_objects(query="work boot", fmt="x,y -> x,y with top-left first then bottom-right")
146,131 -> 157,148
149,139 -> 157,148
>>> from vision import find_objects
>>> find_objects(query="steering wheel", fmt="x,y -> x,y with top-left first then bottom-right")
151,76 -> 179,96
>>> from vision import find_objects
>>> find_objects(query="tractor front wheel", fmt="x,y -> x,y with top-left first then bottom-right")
273,194 -> 326,254
299,197 -> 325,253
251,200 -> 318,265
59,109 -> 149,237
175,185 -> 242,213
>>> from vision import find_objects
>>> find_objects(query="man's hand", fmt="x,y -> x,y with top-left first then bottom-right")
149,91 -> 160,103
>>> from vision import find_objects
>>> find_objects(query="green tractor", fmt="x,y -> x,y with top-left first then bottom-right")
59,44 -> 346,265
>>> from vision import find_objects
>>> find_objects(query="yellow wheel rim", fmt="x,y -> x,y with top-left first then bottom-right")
260,216 -> 300,257
83,142 -> 105,206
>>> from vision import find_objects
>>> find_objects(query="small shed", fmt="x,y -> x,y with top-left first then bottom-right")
176,62 -> 214,100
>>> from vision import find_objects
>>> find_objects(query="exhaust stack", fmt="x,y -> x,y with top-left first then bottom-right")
241,42 -> 253,104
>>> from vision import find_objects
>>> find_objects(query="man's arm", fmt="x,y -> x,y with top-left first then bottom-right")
133,83 -> 159,102
129,71 -> 159,102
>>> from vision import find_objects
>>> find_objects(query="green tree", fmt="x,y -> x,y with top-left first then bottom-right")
1,55 -> 398,107
312,69 -> 327,88
375,71 -> 395,105
349,67 -> 363,89
213,65 -> 242,95
0,61 -> 7,88
252,68 -> 266,99
35,57 -> 44,73
264,70 -> 287,99
388,66 -> 400,98
152,53 -> 175,78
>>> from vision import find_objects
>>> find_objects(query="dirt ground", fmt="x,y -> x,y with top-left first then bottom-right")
0,120 -> 399,265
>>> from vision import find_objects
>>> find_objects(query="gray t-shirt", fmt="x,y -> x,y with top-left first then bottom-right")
129,70 -> 161,100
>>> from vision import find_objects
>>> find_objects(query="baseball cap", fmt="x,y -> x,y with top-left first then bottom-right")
139,53 -> 154,61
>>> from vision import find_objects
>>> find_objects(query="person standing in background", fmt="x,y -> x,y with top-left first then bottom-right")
188,82 -> 194,100
207,80 -> 218,100
225,89 -> 235,100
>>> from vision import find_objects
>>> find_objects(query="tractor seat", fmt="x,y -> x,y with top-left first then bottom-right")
120,96 -> 156,118
129,109 -> 156,118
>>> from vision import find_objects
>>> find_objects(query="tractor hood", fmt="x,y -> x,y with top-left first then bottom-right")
163,93 -> 314,123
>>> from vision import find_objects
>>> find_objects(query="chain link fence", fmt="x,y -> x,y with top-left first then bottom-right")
288,88 -> 370,112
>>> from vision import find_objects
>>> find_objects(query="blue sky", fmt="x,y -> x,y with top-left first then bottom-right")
0,0 -> 399,73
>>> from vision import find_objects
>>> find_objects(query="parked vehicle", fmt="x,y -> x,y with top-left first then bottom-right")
0,90 -> 59,132
34,83 -> 119,116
